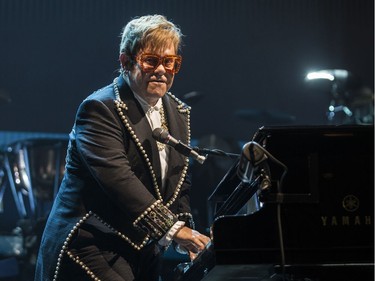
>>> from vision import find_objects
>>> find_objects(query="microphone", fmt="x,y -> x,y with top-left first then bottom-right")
237,141 -> 267,183
152,128 -> 206,164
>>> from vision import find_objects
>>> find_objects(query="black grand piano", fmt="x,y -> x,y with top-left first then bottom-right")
174,125 -> 374,281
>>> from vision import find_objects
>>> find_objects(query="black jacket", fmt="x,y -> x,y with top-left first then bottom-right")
34,75 -> 193,280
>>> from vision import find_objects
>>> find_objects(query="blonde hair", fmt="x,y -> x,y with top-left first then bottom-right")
119,15 -> 183,68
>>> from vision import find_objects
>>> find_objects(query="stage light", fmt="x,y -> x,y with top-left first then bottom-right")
306,71 -> 334,81
304,68 -> 373,125
305,69 -> 349,82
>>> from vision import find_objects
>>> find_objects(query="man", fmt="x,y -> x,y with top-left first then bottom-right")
34,14 -> 210,281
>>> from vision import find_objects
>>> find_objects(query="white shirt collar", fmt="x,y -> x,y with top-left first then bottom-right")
133,92 -> 162,114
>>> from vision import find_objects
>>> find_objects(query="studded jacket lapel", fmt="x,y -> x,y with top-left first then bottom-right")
115,76 -> 163,189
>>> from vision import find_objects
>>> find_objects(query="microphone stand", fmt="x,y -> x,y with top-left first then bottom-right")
193,147 -> 240,159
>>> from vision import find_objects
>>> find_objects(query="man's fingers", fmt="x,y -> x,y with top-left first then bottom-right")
189,251 -> 198,261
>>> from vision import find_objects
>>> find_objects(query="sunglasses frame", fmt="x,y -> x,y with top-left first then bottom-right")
135,53 -> 182,74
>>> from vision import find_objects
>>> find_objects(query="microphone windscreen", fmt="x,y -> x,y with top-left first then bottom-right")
152,128 -> 169,143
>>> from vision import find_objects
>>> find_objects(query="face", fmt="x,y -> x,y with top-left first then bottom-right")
123,43 -> 178,106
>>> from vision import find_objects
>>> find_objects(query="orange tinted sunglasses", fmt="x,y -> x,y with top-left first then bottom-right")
135,54 -> 182,74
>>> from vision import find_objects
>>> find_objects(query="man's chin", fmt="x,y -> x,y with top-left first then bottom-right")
147,88 -> 167,97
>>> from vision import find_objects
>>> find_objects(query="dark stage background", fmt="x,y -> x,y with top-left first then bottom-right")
0,0 -> 373,140
0,0 -> 373,280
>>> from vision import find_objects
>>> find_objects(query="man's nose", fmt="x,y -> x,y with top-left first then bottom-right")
154,62 -> 167,74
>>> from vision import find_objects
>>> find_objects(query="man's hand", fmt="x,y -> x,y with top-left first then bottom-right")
173,226 -> 211,260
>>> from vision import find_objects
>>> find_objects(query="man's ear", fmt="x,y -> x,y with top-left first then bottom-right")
119,53 -> 131,70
